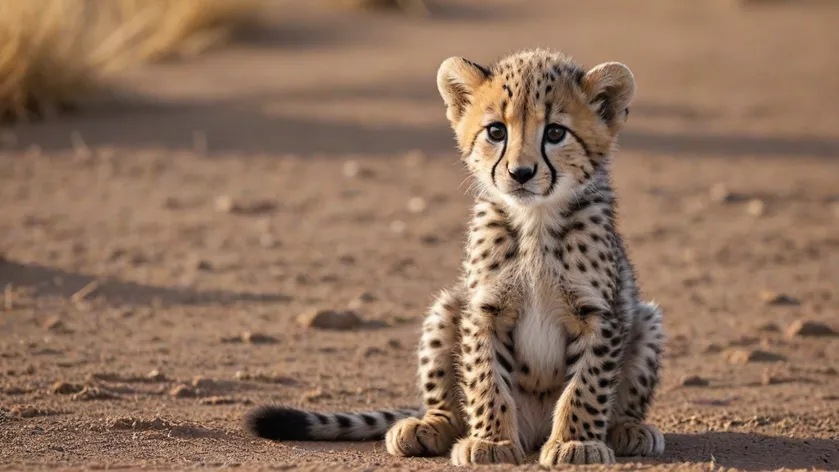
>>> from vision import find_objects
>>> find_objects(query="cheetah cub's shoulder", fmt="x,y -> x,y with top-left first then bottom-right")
244,49 -> 666,467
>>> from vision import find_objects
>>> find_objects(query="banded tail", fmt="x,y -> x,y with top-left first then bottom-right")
244,405 -> 421,441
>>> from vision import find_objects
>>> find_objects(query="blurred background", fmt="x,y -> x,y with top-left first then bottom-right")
1,1 -> 838,470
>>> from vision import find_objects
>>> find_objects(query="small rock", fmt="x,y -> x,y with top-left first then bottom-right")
724,348 -> 787,364
746,199 -> 766,217
10,406 -> 46,418
757,322 -> 781,333
727,336 -> 760,347
302,388 -> 331,403
297,309 -> 363,331
169,384 -> 196,398
361,346 -> 384,357
709,183 -> 735,203
702,342 -> 723,354
146,369 -> 166,382
390,220 -> 407,234
785,320 -> 838,338
241,331 -> 278,344
50,381 -> 83,395
680,375 -> 710,387
72,386 -> 117,401
348,291 -> 376,310
407,197 -> 427,213
191,376 -> 221,390
760,291 -> 800,306
387,339 -> 403,350
189,256 -> 213,271
214,195 -> 237,213
342,160 -> 374,178
234,371 -> 296,385
420,233 -> 441,245
357,291 -> 376,302
761,368 -> 783,386
199,396 -> 236,405
43,316 -> 69,333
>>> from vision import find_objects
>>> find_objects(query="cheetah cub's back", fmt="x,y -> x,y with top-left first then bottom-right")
244,48 -> 665,467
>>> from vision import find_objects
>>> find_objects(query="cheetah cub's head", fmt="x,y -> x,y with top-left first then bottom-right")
437,49 -> 635,207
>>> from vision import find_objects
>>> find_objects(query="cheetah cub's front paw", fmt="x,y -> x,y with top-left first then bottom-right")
386,411 -> 459,457
450,438 -> 523,465
608,421 -> 665,457
539,439 -> 616,466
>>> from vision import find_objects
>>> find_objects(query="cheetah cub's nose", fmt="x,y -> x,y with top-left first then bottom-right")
508,164 -> 537,184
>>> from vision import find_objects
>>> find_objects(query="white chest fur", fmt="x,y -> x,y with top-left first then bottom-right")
515,290 -> 567,384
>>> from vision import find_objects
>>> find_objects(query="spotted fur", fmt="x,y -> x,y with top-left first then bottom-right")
245,49 -> 665,466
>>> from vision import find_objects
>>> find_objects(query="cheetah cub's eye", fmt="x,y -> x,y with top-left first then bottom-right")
544,124 -> 567,145
486,123 -> 507,143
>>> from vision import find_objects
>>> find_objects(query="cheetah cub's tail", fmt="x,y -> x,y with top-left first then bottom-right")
245,405 -> 421,441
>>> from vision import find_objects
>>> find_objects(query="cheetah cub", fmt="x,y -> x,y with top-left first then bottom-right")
245,48 -> 665,466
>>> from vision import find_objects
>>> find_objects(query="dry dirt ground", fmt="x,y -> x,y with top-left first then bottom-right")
2,1 -> 839,470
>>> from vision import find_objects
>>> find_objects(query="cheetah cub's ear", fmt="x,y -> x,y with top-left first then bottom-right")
581,62 -> 636,132
437,57 -> 490,125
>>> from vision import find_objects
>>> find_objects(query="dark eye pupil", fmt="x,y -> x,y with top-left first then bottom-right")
547,125 -> 565,143
488,124 -> 505,141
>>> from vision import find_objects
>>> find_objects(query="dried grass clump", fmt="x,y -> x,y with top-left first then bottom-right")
111,0 -> 265,63
0,0 -> 264,121
0,2 -> 104,120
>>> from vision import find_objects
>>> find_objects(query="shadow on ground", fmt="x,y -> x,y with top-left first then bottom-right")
9,86 -> 839,159
277,432 -> 839,470
647,432 -> 839,470
0,259 -> 290,307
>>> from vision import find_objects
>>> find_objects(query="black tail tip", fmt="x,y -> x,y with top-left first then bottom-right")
244,405 -> 312,441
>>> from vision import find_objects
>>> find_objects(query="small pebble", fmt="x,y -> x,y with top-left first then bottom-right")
50,381 -> 83,395
390,220 -> 407,234
760,291 -> 800,306
757,323 -> 781,333
785,320 -> 838,338
169,384 -> 196,398
199,396 -> 236,405
709,183 -> 735,203
43,316 -> 68,332
361,346 -> 385,357
302,388 -> 331,403
680,375 -> 710,387
761,368 -> 783,386
146,369 -> 166,382
191,376 -> 215,389
407,197 -> 427,213
215,195 -> 237,213
189,256 -> 213,271
72,386 -> 117,401
724,348 -> 787,364
241,331 -> 278,344
746,199 -> 765,216
297,309 -> 363,331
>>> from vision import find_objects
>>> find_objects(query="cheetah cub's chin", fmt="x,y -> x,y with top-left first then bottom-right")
244,49 -> 666,467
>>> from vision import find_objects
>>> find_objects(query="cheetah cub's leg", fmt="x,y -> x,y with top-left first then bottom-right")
608,301 -> 665,457
386,290 -> 465,457
539,315 -> 621,466
450,296 -> 523,466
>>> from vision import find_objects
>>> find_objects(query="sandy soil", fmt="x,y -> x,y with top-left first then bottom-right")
2,1 -> 839,470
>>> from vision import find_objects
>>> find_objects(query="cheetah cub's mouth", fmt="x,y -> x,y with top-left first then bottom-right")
436,50 -> 635,209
